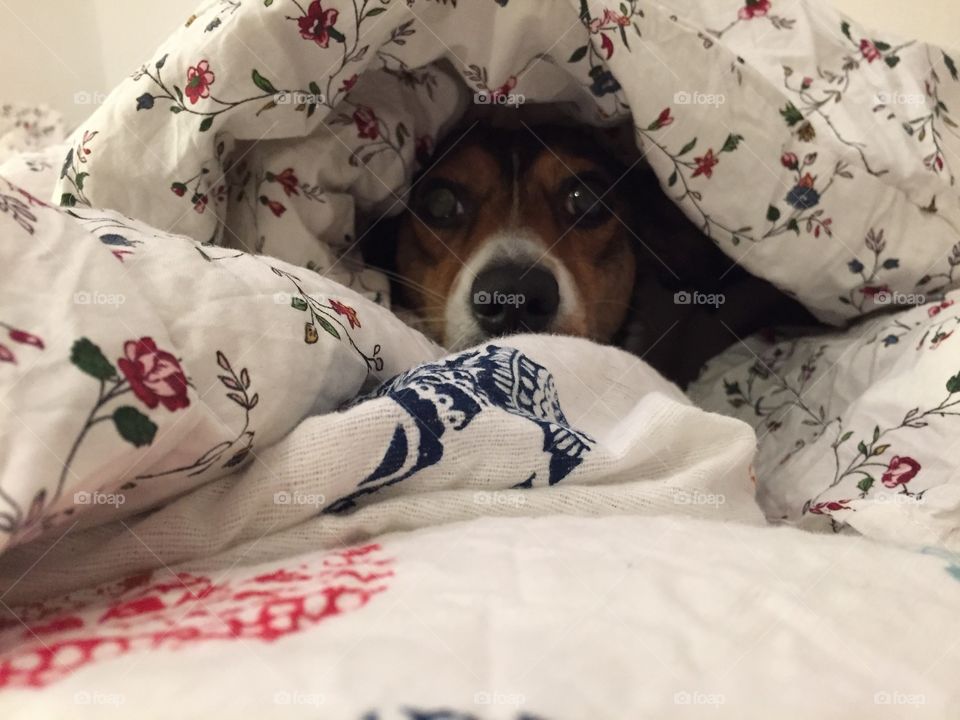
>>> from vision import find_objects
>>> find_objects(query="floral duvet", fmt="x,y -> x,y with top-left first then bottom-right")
3,0 -> 960,716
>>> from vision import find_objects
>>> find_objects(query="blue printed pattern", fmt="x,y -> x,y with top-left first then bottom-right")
324,345 -> 593,513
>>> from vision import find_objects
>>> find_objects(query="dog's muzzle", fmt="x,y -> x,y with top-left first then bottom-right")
469,263 -> 560,336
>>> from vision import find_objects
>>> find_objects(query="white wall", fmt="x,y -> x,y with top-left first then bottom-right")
831,0 -> 960,50
0,0 -> 197,128
0,0 -> 958,129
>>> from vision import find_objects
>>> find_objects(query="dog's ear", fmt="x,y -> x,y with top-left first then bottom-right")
622,161 -> 738,289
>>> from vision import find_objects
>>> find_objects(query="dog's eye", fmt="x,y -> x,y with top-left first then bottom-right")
562,181 -> 610,228
418,185 -> 466,227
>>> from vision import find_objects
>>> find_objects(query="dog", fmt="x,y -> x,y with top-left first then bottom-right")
366,122 -> 815,387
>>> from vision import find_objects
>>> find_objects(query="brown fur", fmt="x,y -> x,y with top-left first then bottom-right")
394,133 -> 636,344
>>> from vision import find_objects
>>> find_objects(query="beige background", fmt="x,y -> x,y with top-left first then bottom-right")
0,0 -> 959,127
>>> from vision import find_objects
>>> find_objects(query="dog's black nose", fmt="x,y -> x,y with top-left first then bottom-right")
470,264 -> 560,336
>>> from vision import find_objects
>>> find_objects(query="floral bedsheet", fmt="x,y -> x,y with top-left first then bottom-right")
4,1 -> 960,579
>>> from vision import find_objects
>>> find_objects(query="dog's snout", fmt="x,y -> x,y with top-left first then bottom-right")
470,264 -> 560,336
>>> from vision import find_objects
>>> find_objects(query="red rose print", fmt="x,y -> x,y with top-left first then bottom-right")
415,135 -> 434,165
171,182 -> 187,197
330,299 -> 361,329
589,9 -> 629,32
298,1 -> 339,47
490,76 -> 517,101
8,329 -> 43,349
260,196 -> 286,217
860,39 -> 881,63
352,105 -> 380,140
809,499 -> 851,515
929,299 -> 955,318
881,456 -> 920,488
781,152 -> 799,170
193,194 -> 208,213
797,172 -> 816,189
0,544 -> 394,689
272,168 -> 300,197
692,149 -> 719,178
341,73 -> 358,93
0,344 -> 14,364
860,285 -> 890,299
738,0 -> 771,20
117,337 -> 190,412
185,60 -> 215,104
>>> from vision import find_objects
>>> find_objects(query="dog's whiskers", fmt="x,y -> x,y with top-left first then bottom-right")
338,256 -> 448,303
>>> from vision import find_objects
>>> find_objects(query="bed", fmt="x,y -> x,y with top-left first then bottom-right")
2,0 -> 960,716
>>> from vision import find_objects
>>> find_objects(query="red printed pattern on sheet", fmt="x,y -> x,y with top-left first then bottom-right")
0,543 -> 393,689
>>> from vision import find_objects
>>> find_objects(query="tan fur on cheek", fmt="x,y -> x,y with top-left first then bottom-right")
394,222 -> 464,342
561,237 -> 636,342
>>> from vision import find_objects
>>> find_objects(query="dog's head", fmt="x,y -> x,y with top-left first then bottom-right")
389,124 -> 638,349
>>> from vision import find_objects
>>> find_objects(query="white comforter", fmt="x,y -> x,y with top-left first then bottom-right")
3,0 -> 960,715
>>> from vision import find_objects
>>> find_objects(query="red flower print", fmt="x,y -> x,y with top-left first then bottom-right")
330,300 -> 361,329
171,182 -> 187,197
118,338 -> 190,412
193,194 -> 209,214
185,60 -> 215,104
599,33 -> 614,59
860,285 -> 890,299
647,107 -> 673,130
262,198 -> 286,217
80,130 -> 97,160
781,152 -> 799,170
0,344 -> 14,364
272,168 -> 300,197
881,456 -> 920,488
797,172 -> 815,189
928,299 -> 955,318
415,135 -> 434,165
860,39 -> 881,63
341,74 -> 358,93
490,76 -> 518,101
9,329 -> 43,349
298,1 -> 339,48
738,0 -> 771,20
801,76 -> 813,89
589,9 -> 629,32
809,499 -> 851,515
352,105 -> 380,140
692,149 -> 719,178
